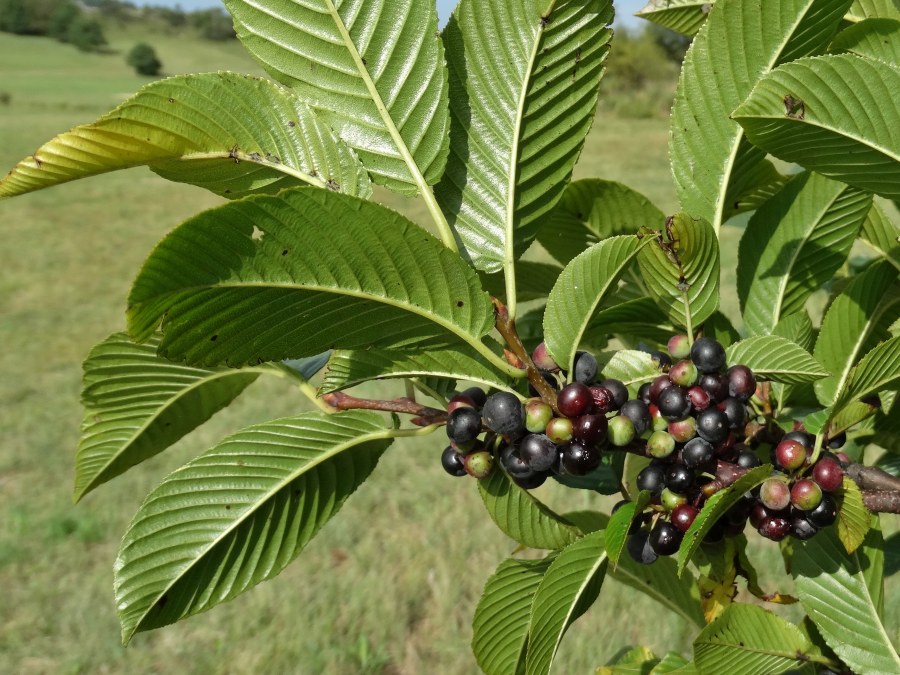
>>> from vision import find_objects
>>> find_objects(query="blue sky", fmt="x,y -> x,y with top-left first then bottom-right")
133,0 -> 646,28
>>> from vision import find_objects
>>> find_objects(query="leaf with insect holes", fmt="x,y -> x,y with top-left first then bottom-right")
538,179 -> 665,266
830,18 -> 900,66
635,0 -> 714,36
836,476 -> 872,554
670,0 -> 853,231
436,0 -> 614,273
725,336 -> 829,384
0,73 -> 371,200
478,468 -> 580,551
127,188 -> 495,368
860,202 -> 900,272
737,171 -> 872,336
526,530 -> 608,675
638,214 -> 719,333
792,525 -> 900,675
472,554 -> 555,675
605,490 -> 651,569
114,410 -> 396,643
75,333 -> 260,501
677,465 -> 772,575
222,0 -> 449,196
544,236 -> 648,373
318,347 -> 517,396
694,604 -> 824,674
734,54 -> 900,199
813,260 -> 899,406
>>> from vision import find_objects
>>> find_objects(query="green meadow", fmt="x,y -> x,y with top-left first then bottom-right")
0,27 -> 895,675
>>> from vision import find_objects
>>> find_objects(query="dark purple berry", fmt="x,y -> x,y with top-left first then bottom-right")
682,437 -> 714,468
696,408 -> 729,443
717,397 -> 747,430
518,433 -> 558,472
658,386 -> 691,419
638,382 -> 652,405
461,386 -> 487,408
446,407 -> 482,444
558,382 -> 593,418
690,337 -> 726,373
808,493 -> 838,527
620,399 -> 652,436
698,372 -> 728,402
627,530 -> 659,565
513,472 -> 548,489
589,385 -> 616,413
666,464 -> 695,494
782,430 -> 813,449
636,464 -> 667,494
649,520 -> 683,555
650,350 -> 672,369
671,504 -> 699,533
559,442 -> 601,475
735,449 -> 761,469
649,374 -> 675,404
573,350 -> 598,384
441,446 -> 467,476
573,413 -> 608,445
726,365 -> 756,401
500,444 -> 535,479
758,517 -> 791,541
812,458 -> 843,493
598,378 -> 628,410
749,502 -> 771,529
686,385 -> 711,411
790,511 -> 818,540
827,432 -> 847,449
482,392 -> 525,436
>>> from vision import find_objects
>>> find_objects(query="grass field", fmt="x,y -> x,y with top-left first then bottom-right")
0,27 -> 896,675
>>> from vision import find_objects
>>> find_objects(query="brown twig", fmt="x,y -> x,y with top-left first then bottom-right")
845,463 -> 900,492
320,391 -> 447,427
862,490 -> 900,514
491,297 -> 558,411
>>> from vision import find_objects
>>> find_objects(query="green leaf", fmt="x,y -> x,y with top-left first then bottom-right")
479,261 -> 562,304
793,525 -> 900,674
737,171 -> 872,336
282,352 -> 331,380
114,410 -> 395,642
694,604 -> 823,674
836,475 -> 872,553
127,188 -> 495,368
544,236 -> 647,372
436,0 -> 614,272
75,333 -> 260,501
637,214 -> 720,333
830,18 -> 900,66
478,468 -> 580,551
773,311 -> 816,351
734,54 -> 900,200
861,516 -> 885,618
472,555 -> 555,675
677,465 -> 772,574
670,0 -> 852,231
538,179 -> 665,266
884,531 -> 900,576
813,260 -> 899,405
847,0 -> 900,22
597,350 -> 664,397
318,347 -> 517,396
0,73 -> 372,201
701,311 -> 741,348
586,298 -> 678,349
526,530 -> 608,675
726,336 -> 829,384
605,490 -> 651,569
635,0 -> 713,36
222,0 -> 449,196
860,202 -> 900,272
552,462 -> 619,494
833,334 -> 900,414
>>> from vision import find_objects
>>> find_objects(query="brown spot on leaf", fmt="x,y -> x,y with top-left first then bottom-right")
783,94 -> 805,120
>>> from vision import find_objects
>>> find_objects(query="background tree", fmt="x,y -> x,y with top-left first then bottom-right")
126,43 -> 162,77
66,15 -> 107,53
47,1 -> 81,42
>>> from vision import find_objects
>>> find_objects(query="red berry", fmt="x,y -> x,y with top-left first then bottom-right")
774,439 -> 807,471
558,382 -> 593,418
812,458 -> 843,492
671,504 -> 699,532
573,413 -> 608,445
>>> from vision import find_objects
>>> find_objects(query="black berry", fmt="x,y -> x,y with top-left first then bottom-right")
665,464 -> 695,494
619,399 -> 652,436
726,365 -> 756,401
626,530 -> 658,565
657,386 -> 691,419
682,437 -> 714,468
440,446 -> 467,476
573,351 -> 598,384
559,441 -> 601,475
518,433 -> 557,472
446,407 -> 482,444
808,493 -> 838,528
690,337 -> 726,373
649,520 -> 683,556
598,378 -> 628,409
695,407 -> 729,443
482,392 -> 525,436
636,464 -> 666,495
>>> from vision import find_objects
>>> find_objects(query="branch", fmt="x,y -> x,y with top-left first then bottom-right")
492,297 -> 558,411
320,391 -> 447,426
844,463 -> 900,492
863,491 -> 900,514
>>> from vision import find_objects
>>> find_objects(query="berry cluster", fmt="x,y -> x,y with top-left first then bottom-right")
440,334 -> 844,565
441,346 -> 633,487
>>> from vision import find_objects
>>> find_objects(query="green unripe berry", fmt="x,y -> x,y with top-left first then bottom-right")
524,398 -> 553,433
647,430 -> 676,458
667,334 -> 691,360
545,416 -> 574,444
660,487 -> 688,512
607,415 -> 635,447
464,450 -> 495,479
668,416 -> 697,443
791,479 -> 823,512
668,359 -> 699,388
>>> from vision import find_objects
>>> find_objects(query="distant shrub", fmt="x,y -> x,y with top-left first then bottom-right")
0,91 -> 10,106
191,8 -> 236,41
66,15 -> 107,52
0,0 -> 30,34
47,1 -> 80,42
127,43 -> 162,77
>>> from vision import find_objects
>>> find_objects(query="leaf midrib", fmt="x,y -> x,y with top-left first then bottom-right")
175,150 -> 328,189
76,367 -> 263,500
119,416 -> 393,641
712,0 -> 819,230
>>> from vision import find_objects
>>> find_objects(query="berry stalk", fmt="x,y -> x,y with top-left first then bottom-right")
320,391 -> 447,426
